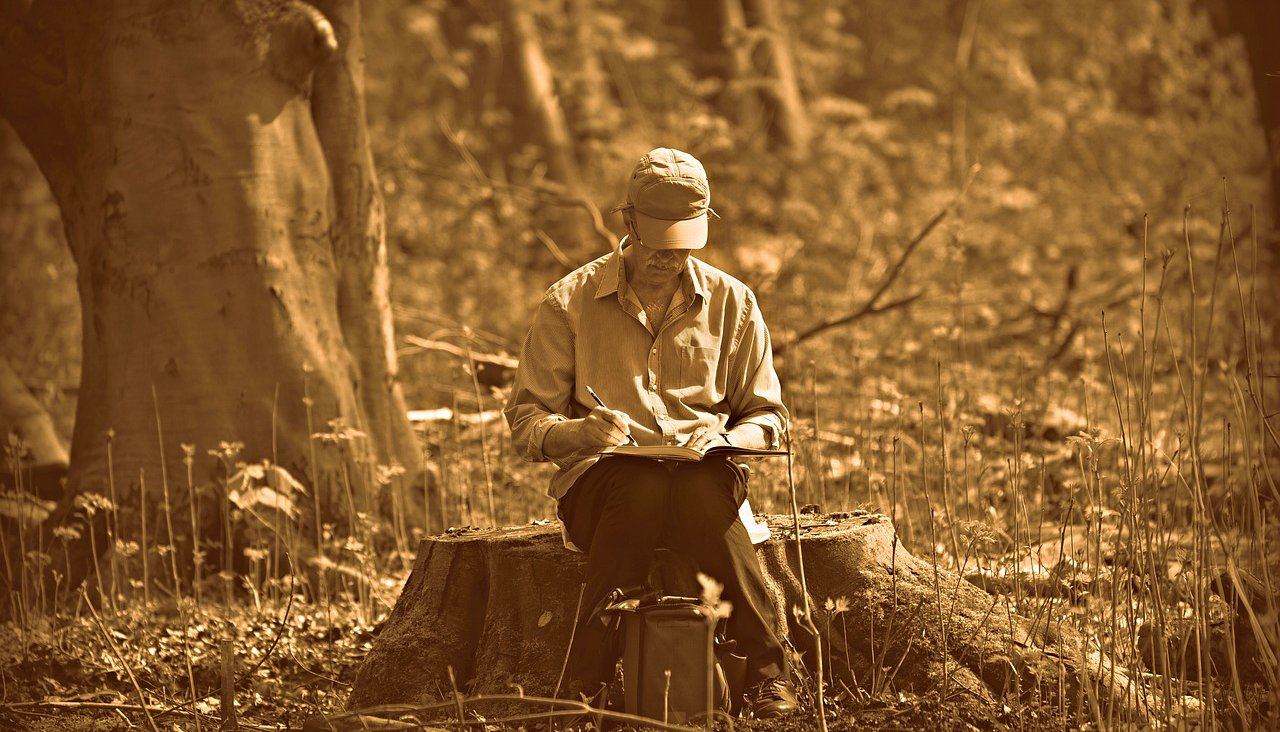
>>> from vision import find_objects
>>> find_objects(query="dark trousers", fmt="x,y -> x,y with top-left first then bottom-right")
558,455 -> 785,689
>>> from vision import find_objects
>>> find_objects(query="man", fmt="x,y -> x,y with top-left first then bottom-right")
504,148 -> 796,719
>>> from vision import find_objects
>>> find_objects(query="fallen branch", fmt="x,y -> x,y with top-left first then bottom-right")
401,336 -> 518,370
81,587 -> 161,732
309,693 -> 725,732
1,700 -> 216,722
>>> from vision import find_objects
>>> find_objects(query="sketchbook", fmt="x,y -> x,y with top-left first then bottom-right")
597,443 -> 788,462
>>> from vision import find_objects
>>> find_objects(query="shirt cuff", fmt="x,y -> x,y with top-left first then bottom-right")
527,414 -> 569,462
736,413 -> 786,449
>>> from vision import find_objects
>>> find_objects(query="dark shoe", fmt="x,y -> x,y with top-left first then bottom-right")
745,676 -> 798,720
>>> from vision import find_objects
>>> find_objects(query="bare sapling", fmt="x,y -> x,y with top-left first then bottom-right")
785,430 -> 827,732
139,469 -> 151,607
464,331 -> 499,526
106,428 -> 121,608
182,444 -> 203,604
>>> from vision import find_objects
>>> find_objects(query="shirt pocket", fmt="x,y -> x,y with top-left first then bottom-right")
678,345 -> 721,399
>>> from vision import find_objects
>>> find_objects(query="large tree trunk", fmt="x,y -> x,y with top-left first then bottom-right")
347,515 -> 1168,724
0,0 -> 421,593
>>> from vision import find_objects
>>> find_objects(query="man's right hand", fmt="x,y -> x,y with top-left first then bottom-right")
544,407 -> 632,458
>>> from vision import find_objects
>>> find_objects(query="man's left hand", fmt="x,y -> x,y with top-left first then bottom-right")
685,427 -> 728,451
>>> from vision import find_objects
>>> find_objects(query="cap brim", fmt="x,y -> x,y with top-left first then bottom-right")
634,211 -> 707,250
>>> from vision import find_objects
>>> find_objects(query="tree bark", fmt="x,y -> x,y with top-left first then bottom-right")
348,515 -> 1166,723
0,0 -> 421,590
311,0 -> 421,514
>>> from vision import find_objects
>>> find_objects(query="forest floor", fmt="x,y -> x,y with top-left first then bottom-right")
0,542 -> 1269,732
0,592 -> 376,731
0,587 -> 1067,732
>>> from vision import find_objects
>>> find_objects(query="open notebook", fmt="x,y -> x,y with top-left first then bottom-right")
597,443 -> 789,462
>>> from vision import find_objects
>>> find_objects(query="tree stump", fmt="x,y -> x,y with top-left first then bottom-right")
349,514 -> 1166,721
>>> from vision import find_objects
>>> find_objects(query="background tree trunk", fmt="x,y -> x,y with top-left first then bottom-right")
717,0 -> 767,145
748,0 -> 811,155
348,515 -> 1166,723
1223,0 -> 1280,231
0,355 -> 68,470
501,0 -> 579,188
498,0 -> 599,260
0,0 -> 422,591
1204,0 -> 1280,230
702,0 -> 811,156
311,0 -> 422,513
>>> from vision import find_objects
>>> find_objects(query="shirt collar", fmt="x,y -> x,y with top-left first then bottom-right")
593,239 -> 626,299
595,236 -> 709,302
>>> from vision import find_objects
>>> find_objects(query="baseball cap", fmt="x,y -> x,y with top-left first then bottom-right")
614,147 -> 717,250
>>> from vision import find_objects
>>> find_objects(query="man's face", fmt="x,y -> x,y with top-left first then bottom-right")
625,238 -> 692,288
624,216 -> 694,288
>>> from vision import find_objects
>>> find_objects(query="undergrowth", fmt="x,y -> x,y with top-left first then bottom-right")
1,200 -> 1277,732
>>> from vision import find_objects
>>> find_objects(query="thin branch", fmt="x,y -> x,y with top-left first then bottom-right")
534,228 -> 576,270
776,166 -> 979,356
775,292 -> 924,356
320,693 -> 717,732
425,120 -> 616,252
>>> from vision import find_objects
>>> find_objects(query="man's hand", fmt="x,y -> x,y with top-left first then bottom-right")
544,407 -> 632,458
685,414 -> 729,451
579,406 -> 632,447
685,430 -> 728,451
686,420 -> 770,451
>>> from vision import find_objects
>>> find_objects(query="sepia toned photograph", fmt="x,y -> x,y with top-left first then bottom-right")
1,0 -> 1277,729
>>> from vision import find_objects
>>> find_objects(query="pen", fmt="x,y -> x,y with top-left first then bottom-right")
585,385 -> 638,446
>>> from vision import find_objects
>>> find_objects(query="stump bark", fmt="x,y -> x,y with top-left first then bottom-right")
350,514 -> 1165,721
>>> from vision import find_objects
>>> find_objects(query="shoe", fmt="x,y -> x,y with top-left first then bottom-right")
745,676 -> 798,719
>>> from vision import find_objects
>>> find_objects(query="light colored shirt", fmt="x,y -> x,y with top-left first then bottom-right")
504,238 -> 789,504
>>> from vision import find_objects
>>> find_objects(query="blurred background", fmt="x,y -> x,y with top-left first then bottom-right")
2,0 -> 1276,529
2,4 -> 1278,725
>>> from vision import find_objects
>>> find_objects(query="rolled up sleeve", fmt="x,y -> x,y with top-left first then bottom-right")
726,292 -> 788,448
504,295 -> 575,463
